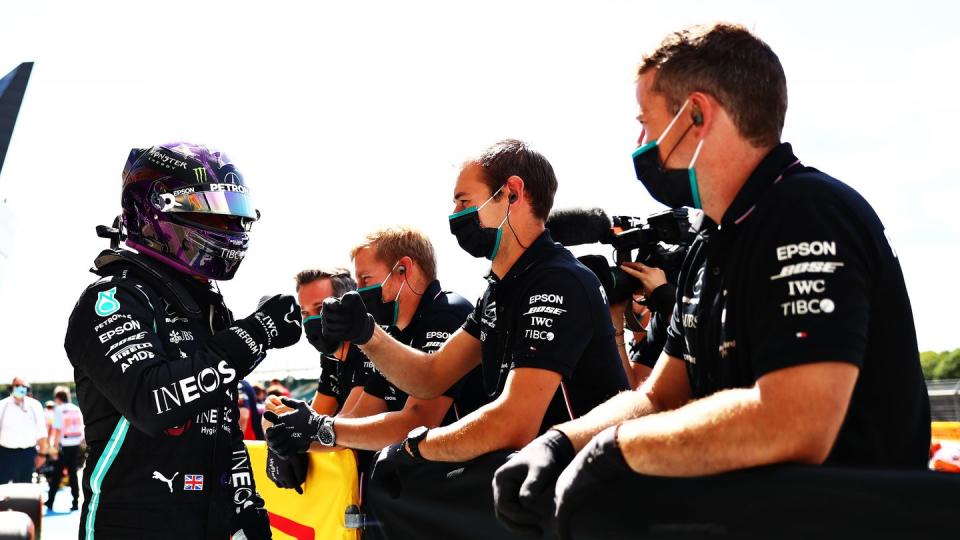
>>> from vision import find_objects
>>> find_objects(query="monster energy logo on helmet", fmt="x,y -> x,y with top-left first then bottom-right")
193,167 -> 208,182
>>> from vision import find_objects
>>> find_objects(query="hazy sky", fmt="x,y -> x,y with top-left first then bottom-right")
1,0 -> 957,383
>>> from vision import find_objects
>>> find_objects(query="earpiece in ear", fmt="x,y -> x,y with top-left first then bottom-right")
508,193 -> 518,204
396,265 -> 406,274
692,108 -> 704,126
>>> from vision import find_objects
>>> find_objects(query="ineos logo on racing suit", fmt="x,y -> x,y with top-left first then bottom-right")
151,360 -> 237,414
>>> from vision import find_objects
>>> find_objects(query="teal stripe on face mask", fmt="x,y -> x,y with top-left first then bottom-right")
688,168 -> 703,209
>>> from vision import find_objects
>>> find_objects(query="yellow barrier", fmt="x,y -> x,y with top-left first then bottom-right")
245,441 -> 360,540
932,422 -> 960,442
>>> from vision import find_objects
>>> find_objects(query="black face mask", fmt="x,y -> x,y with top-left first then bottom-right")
357,272 -> 404,328
632,99 -> 704,209
303,315 -> 338,354
448,186 -> 508,260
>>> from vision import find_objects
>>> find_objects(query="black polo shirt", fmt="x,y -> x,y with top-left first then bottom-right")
363,280 -> 482,418
316,344 -> 374,411
462,230 -> 629,433
664,142 -> 930,468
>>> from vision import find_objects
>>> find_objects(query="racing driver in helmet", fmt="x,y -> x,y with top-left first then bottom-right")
64,142 -> 302,539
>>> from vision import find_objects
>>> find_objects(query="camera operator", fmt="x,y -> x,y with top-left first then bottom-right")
316,140 -> 628,539
264,228 -> 483,500
611,262 -> 673,389
493,24 -> 933,539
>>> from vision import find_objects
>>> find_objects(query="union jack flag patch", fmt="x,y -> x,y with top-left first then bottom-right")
183,474 -> 204,491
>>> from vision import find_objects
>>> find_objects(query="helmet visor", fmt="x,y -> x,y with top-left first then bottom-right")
158,187 -> 258,220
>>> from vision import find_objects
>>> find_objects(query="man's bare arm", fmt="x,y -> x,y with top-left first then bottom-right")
331,396 -> 453,451
359,326 -> 481,399
418,368 -> 562,462
554,353 -> 691,451
617,361 -> 858,476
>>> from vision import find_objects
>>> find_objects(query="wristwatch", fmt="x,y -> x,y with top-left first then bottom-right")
317,416 -> 337,447
405,426 -> 429,461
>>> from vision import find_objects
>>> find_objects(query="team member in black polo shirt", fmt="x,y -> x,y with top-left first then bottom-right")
265,267 -> 366,493
265,227 -> 480,463
318,139 -> 628,540
493,24 -> 933,539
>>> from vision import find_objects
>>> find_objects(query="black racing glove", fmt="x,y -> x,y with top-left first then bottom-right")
236,294 -> 303,351
554,426 -> 632,540
265,447 -> 308,495
493,430 -> 575,538
321,291 -> 375,345
233,502 -> 272,540
368,441 -> 423,500
303,315 -> 340,354
263,397 -> 324,456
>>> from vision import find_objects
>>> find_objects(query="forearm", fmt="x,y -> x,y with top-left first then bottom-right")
554,390 -> 658,451
37,437 -> 47,454
359,326 -> 442,398
617,387 -> 800,476
332,410 -> 429,451
419,403 -> 530,462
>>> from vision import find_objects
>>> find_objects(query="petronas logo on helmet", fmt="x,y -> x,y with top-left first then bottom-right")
95,287 -> 121,317
193,167 -> 208,182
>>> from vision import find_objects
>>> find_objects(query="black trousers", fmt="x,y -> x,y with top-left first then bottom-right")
0,446 -> 36,484
46,445 -> 81,506
556,464 -> 960,540
364,451 -> 529,540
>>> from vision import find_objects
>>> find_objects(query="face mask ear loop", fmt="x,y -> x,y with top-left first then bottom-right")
658,98 -> 690,144
477,184 -> 504,212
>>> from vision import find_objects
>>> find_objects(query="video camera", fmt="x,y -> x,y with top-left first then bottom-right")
546,207 -> 701,305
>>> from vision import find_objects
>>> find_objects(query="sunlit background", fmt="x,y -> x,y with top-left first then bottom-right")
1,0 -> 957,383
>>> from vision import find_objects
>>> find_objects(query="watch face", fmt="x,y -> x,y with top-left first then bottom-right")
319,422 -> 336,446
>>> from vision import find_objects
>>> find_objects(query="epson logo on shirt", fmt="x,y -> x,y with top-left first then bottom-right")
529,294 -> 564,305
776,241 -> 836,261
425,331 -> 451,340
151,360 -> 237,414
98,320 -> 143,343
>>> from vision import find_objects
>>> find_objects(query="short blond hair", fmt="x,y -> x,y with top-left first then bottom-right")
350,226 -> 437,282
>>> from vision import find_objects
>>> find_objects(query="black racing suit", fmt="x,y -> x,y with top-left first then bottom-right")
64,249 -> 271,539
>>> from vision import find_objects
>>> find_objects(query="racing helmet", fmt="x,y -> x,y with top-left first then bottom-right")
120,142 -> 259,280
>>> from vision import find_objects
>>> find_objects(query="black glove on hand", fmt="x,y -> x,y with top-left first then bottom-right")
368,442 -> 423,500
321,291 -> 375,345
265,447 -> 308,494
238,294 -> 302,351
233,501 -> 272,540
263,397 -> 324,456
493,430 -> 575,538
554,426 -> 632,540
303,315 -> 340,354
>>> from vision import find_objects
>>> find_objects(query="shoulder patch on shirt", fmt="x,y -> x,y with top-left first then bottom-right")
95,287 -> 121,317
